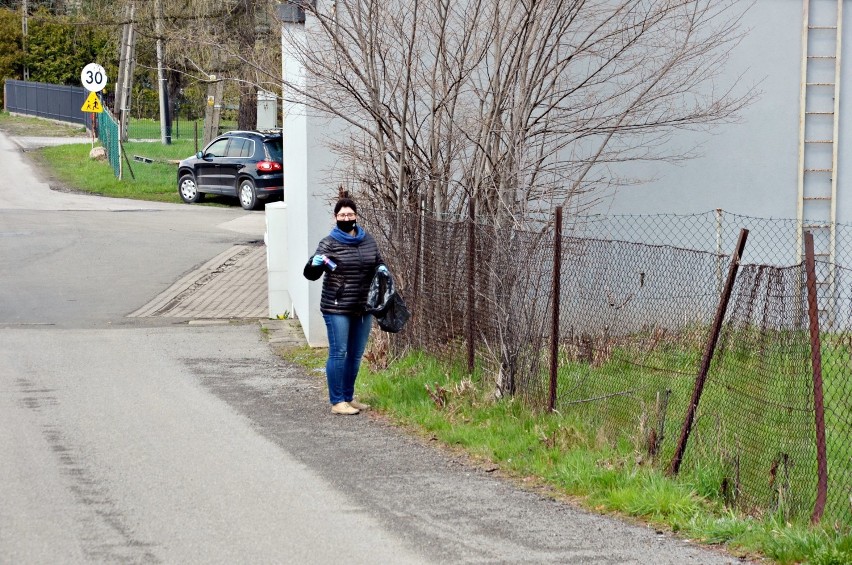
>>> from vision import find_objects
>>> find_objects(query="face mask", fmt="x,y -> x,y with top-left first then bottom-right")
337,219 -> 357,232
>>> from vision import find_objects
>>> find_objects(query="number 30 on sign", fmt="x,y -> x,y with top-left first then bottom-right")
80,63 -> 108,92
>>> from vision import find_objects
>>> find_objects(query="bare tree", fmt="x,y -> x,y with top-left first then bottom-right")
279,0 -> 757,396
230,0 -> 260,129
285,0 -> 755,227
92,0 -> 754,397
106,0 -> 282,132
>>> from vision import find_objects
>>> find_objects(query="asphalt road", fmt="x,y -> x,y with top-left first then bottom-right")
0,131 -> 743,564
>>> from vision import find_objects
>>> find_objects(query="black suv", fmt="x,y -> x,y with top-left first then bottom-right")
177,130 -> 283,210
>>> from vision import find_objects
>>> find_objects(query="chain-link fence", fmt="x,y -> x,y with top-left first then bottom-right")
97,108 -> 121,179
362,208 -> 852,525
570,209 -> 852,270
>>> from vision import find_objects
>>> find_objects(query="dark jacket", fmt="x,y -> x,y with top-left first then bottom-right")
303,227 -> 385,315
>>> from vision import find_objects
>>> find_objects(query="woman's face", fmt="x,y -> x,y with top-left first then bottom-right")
336,207 -> 356,221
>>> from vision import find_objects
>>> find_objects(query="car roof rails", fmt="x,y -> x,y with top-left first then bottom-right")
219,129 -> 282,138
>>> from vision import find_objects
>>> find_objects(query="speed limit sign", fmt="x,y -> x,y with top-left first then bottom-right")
81,63 -> 108,92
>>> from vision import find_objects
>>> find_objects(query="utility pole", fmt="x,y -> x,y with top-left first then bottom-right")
115,2 -> 136,141
21,0 -> 29,80
202,51 -> 223,147
154,0 -> 170,144
202,73 -> 224,147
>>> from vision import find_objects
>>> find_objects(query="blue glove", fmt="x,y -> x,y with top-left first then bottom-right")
377,265 -> 389,273
311,254 -> 325,266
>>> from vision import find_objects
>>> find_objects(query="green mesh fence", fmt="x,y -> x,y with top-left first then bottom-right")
97,108 -> 122,179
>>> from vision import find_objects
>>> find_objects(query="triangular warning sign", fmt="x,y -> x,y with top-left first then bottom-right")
81,91 -> 103,113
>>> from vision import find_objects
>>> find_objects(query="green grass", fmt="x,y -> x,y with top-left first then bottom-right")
486,325 -> 852,527
29,140 -> 236,206
284,344 -> 852,564
0,112 -> 238,205
280,344 -> 327,372
30,142 -> 184,203
124,139 -> 198,162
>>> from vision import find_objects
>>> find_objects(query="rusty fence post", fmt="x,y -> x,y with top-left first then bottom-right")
804,231 -> 829,524
413,197 -> 423,346
668,228 -> 749,476
549,207 -> 563,412
467,199 -> 476,374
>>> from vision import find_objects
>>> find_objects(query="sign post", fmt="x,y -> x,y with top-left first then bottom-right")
80,63 -> 108,146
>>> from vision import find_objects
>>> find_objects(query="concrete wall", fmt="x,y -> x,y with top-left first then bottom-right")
280,22 -> 339,347
597,0 -> 849,225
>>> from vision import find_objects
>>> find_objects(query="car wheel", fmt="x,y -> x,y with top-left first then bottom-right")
178,174 -> 204,204
238,179 -> 259,210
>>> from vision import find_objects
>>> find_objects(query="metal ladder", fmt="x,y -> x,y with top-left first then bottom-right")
797,0 -> 843,324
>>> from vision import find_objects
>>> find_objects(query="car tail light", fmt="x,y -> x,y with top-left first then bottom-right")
257,160 -> 282,173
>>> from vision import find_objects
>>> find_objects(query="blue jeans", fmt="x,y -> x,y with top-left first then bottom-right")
323,313 -> 373,405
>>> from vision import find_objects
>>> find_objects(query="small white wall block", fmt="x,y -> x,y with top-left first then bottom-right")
265,201 -> 292,318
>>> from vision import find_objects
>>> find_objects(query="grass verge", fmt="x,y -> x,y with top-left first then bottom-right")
29,143 -> 184,203
0,112 -> 236,205
31,141 -> 238,206
0,111 -> 87,137
0,113 -> 269,208
283,344 -> 852,565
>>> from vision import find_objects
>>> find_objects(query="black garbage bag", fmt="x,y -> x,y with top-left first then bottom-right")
366,268 -> 410,333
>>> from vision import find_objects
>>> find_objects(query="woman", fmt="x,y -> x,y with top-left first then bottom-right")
303,195 -> 387,415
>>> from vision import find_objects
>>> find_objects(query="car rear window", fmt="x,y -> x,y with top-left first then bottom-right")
263,139 -> 283,161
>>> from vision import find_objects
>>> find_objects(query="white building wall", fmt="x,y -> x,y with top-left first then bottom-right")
594,0 -> 803,218
836,0 -> 852,225
598,0 -> 849,226
281,22 -> 339,347
279,0 -> 850,315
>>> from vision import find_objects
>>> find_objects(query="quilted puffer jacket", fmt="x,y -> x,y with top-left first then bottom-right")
303,227 -> 385,315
